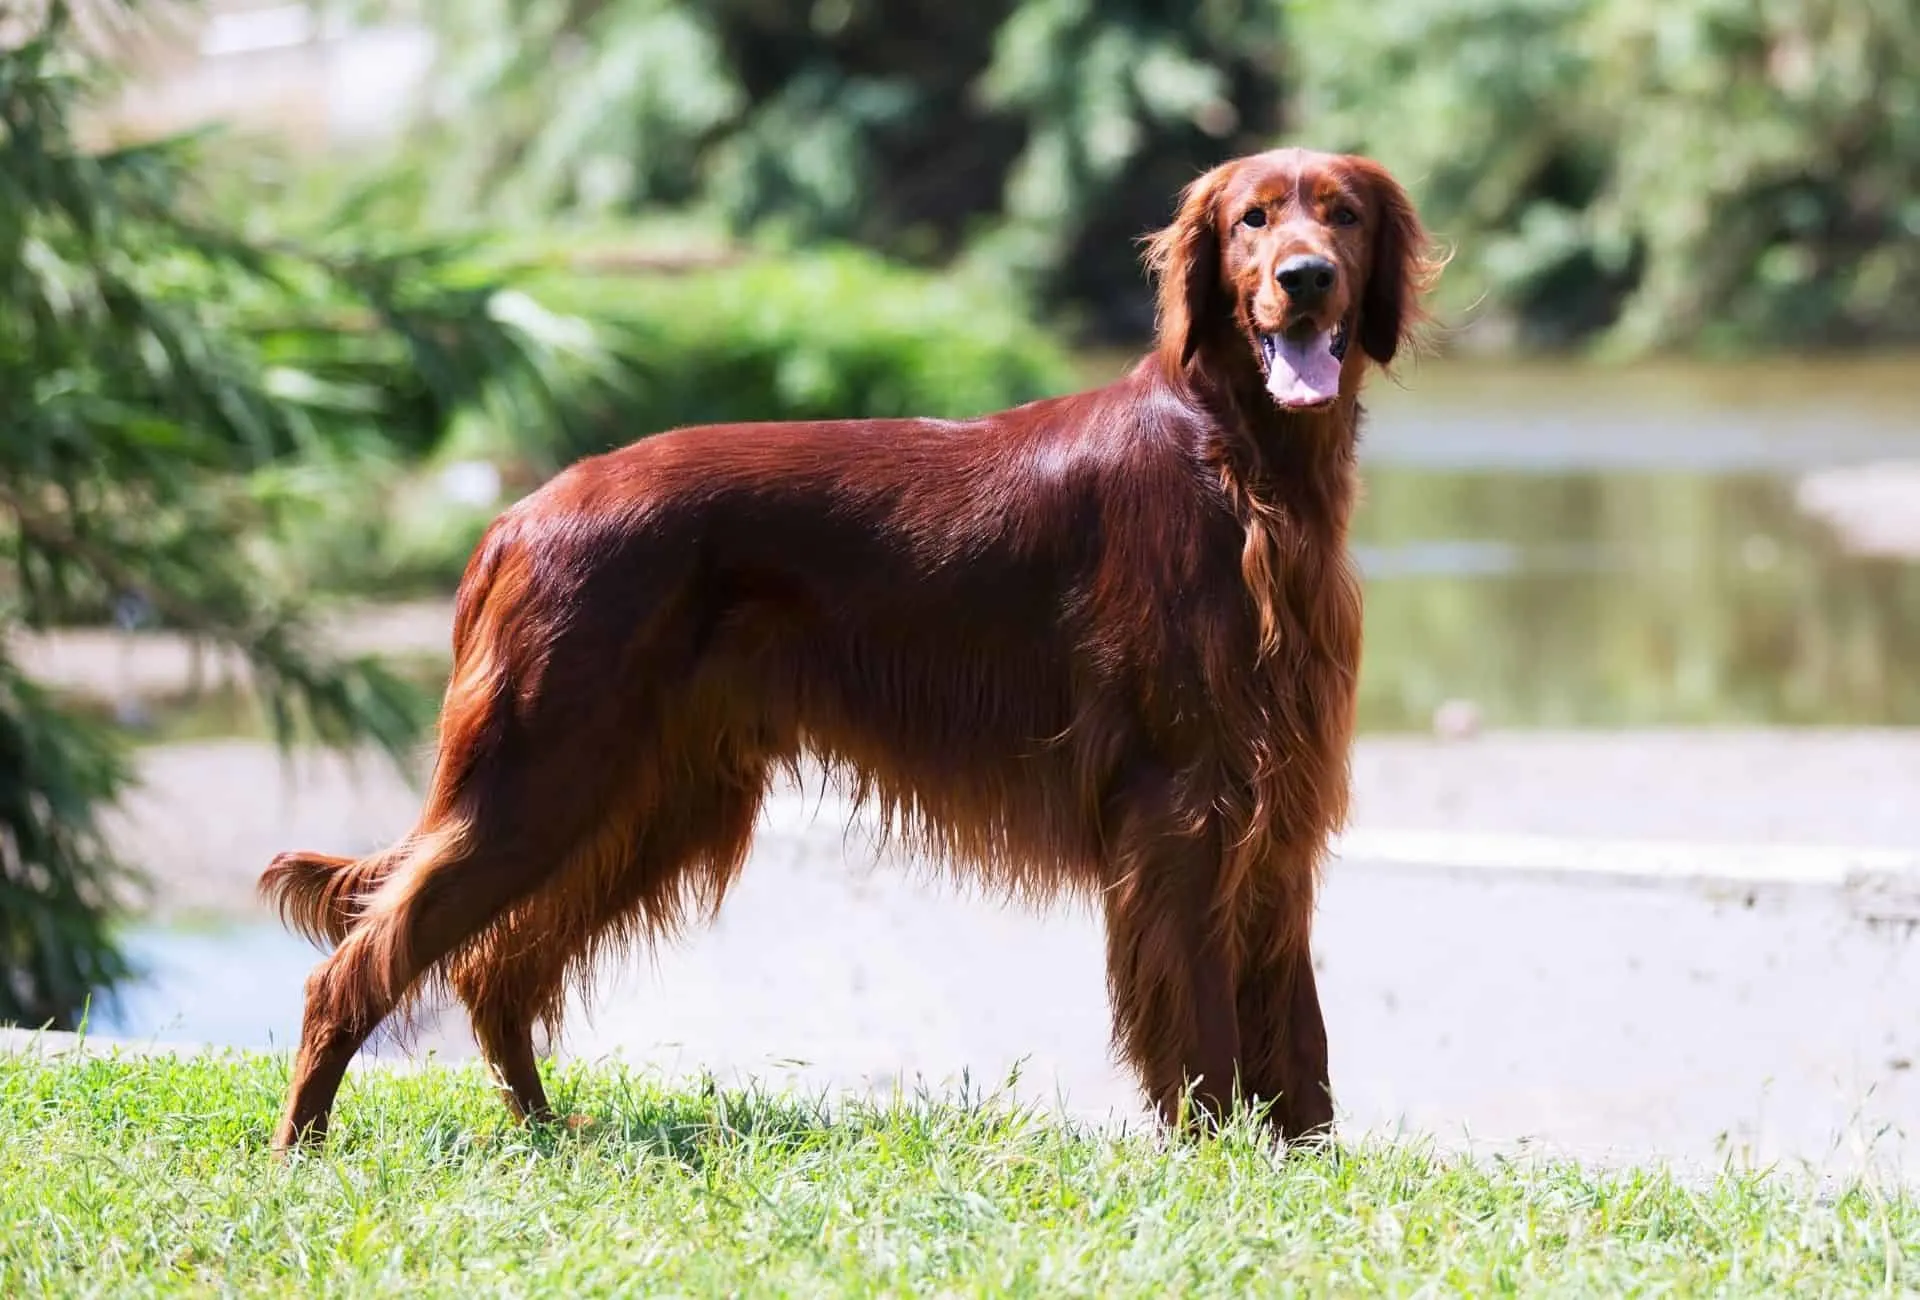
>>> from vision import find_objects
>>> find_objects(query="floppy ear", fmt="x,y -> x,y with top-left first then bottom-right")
1356,161 -> 1441,366
1144,164 -> 1232,373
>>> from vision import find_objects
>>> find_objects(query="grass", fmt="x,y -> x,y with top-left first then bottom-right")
0,1052 -> 1913,1296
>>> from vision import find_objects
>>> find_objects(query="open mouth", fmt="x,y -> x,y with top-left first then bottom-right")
1258,322 -> 1348,409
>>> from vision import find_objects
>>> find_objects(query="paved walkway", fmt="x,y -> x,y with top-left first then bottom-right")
555,812 -> 1920,1181
70,732 -> 1920,1180
110,729 -> 1920,921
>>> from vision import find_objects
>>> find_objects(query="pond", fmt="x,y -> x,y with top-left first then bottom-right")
1347,355 -> 1920,730
91,923 -> 318,1051
92,923 -> 418,1057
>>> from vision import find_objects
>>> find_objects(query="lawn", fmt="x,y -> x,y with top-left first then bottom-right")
0,1050 -> 1912,1296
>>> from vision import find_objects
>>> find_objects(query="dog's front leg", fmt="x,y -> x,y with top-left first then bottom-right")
1099,778 -> 1243,1130
1234,919 -> 1333,1144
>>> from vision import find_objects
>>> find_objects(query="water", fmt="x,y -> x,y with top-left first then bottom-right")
93,923 -> 429,1058
92,924 -> 319,1050
1350,356 -> 1920,730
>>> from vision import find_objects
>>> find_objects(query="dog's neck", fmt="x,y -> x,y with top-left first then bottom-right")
1156,344 -> 1364,538
1138,343 -> 1364,675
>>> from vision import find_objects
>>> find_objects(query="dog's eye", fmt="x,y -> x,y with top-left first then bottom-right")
1241,207 -> 1267,229
1330,206 -> 1360,228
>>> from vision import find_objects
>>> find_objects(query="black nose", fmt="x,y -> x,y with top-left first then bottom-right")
1275,254 -> 1337,304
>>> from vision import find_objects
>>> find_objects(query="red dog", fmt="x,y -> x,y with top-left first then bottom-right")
263,148 -> 1437,1149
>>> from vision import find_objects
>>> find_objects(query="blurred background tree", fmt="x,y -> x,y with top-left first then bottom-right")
372,0 -> 1920,352
1293,0 -> 1920,353
392,0 -> 1289,339
0,0 -> 591,1026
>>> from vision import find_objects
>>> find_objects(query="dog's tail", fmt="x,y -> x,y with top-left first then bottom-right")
264,516 -> 524,949
259,846 -> 407,947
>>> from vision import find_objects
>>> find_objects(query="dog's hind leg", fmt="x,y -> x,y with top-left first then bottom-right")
446,821 -> 638,1127
448,811 -> 651,1126
273,691 -> 645,1148
271,808 -> 562,1149
449,754 -> 771,1126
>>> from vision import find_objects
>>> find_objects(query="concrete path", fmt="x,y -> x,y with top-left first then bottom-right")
546,782 -> 1920,1182
110,729 -> 1920,920
72,738 -> 1920,1181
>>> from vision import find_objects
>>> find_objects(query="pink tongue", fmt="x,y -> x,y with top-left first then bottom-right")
1266,331 -> 1342,407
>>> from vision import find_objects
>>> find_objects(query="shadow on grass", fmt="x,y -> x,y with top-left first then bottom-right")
401,1058 -> 1127,1173
444,1062 -> 1323,1178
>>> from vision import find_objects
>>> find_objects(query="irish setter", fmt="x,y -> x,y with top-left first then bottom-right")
262,147 -> 1437,1150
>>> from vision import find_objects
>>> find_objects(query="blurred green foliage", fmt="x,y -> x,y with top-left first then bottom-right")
519,249 -> 1077,462
399,0 -> 1289,339
0,0 -> 588,1026
394,0 -> 1920,353
1293,0 -> 1920,352
275,244 -> 1077,594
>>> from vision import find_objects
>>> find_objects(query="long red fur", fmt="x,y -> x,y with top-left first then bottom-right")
261,147 -> 1439,1149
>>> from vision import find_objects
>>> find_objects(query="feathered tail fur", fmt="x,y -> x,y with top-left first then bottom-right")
259,847 -> 401,947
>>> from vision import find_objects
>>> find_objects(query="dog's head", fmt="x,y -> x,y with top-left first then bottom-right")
1146,148 -> 1440,411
